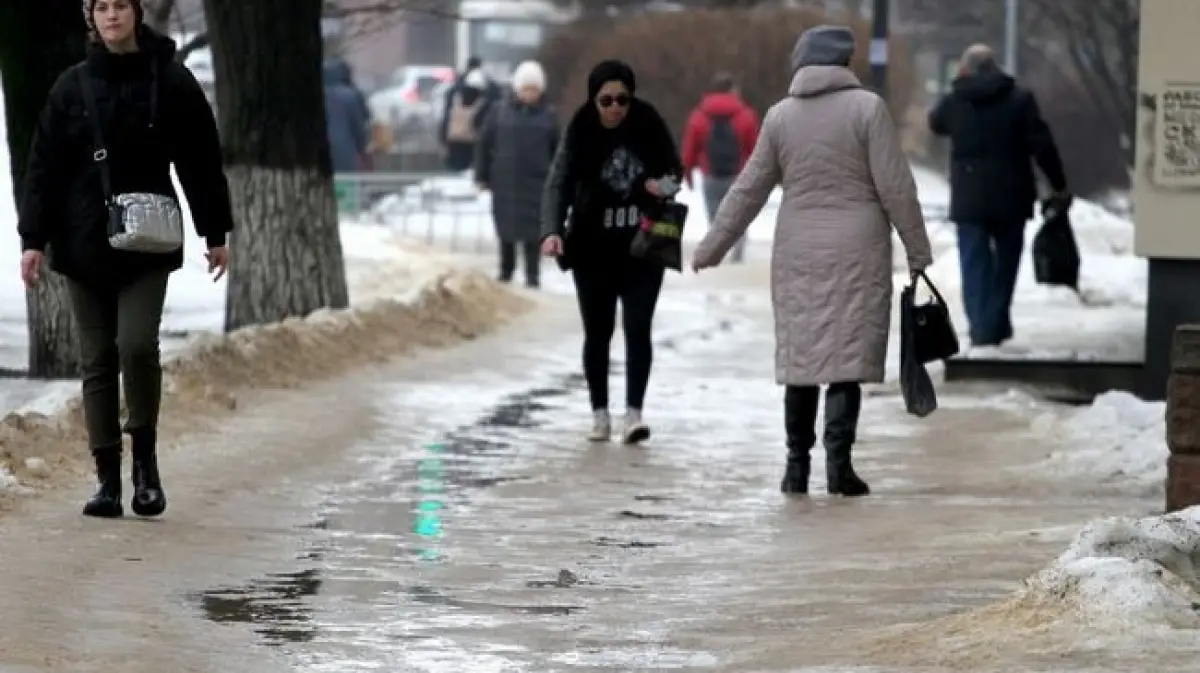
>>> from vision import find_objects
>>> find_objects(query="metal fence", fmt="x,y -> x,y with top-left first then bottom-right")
334,171 -> 498,253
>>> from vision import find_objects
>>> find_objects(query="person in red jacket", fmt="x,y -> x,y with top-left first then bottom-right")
682,72 -> 760,263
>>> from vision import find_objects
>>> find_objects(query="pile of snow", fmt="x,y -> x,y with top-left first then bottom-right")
864,508 -> 1200,666
1021,507 -> 1200,628
1030,391 -> 1167,494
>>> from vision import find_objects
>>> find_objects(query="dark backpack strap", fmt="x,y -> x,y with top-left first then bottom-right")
76,68 -> 113,204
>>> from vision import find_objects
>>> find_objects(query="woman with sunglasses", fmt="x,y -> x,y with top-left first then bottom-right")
540,60 -> 682,444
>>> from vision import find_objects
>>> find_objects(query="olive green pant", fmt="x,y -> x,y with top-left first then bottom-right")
67,272 -> 170,452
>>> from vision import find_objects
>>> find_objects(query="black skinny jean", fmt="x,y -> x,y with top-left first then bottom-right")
66,271 -> 170,452
571,258 -> 665,411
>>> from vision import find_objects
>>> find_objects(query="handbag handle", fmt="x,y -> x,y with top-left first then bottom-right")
912,270 -> 949,307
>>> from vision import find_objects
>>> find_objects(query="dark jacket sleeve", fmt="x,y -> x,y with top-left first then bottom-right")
928,95 -> 950,136
474,104 -> 497,185
17,74 -> 72,252
170,65 -> 234,247
1020,90 -> 1067,192
540,126 -> 573,241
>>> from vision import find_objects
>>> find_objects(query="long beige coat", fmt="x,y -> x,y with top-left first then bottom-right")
694,66 -> 933,386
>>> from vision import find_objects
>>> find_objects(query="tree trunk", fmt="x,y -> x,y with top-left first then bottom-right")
0,0 -> 86,378
202,0 -> 349,332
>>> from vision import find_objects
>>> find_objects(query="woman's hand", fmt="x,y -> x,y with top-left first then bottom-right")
691,251 -> 716,273
644,178 -> 663,197
20,250 -> 43,287
205,246 -> 229,281
541,235 -> 564,257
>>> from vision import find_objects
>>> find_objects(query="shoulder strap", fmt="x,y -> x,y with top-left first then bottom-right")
76,68 -> 113,203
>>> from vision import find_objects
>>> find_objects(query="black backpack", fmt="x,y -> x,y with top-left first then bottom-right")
705,113 -> 741,178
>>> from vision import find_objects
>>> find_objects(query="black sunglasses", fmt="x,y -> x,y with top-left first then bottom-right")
597,93 -> 630,108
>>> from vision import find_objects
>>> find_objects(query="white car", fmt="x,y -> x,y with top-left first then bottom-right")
368,65 -> 456,129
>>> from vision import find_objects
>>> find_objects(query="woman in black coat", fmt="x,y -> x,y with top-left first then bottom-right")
540,60 -> 683,445
474,60 -> 558,288
16,0 -> 234,519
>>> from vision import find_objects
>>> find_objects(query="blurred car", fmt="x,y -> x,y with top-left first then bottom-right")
369,65 -> 455,127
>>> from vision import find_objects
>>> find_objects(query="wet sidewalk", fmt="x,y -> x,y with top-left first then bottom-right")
0,265 -> 1168,673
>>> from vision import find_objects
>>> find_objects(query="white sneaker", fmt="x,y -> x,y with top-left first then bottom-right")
588,410 -> 611,442
621,409 -> 651,445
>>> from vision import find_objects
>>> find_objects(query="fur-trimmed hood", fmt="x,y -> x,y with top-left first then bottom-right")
562,96 -> 682,184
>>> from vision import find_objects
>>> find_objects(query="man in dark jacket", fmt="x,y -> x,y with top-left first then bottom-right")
323,58 -> 371,172
930,44 -> 1069,347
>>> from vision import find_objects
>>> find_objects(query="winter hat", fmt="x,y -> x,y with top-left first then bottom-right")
587,60 -> 636,100
511,61 -> 546,92
82,0 -> 144,36
791,25 -> 855,71
463,68 -> 488,90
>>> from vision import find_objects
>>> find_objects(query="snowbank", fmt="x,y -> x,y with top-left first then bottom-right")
1022,508 -> 1200,627
864,508 -> 1200,666
0,269 -> 532,497
1030,391 -> 1167,494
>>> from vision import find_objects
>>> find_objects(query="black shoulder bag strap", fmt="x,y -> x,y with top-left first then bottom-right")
76,68 -> 112,205
77,68 -> 128,236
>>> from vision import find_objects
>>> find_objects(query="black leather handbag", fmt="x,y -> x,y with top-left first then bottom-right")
902,272 -> 960,365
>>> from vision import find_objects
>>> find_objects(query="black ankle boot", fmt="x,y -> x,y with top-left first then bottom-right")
130,429 -> 166,517
824,382 -> 869,497
780,453 -> 811,494
826,458 -> 871,496
781,386 -> 819,494
83,445 -> 123,518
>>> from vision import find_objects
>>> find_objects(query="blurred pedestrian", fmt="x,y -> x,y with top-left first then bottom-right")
323,57 -> 371,172
17,0 -> 234,518
440,57 -> 496,172
929,44 -> 1069,348
681,72 -> 759,262
692,26 -> 932,497
475,60 -> 558,288
540,59 -> 683,444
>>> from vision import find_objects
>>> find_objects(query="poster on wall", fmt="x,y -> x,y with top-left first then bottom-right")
1154,81 -> 1200,187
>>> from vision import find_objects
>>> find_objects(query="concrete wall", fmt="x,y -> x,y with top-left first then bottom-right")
1133,0 -> 1200,259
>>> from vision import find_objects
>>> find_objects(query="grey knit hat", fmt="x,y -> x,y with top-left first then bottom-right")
82,0 -> 144,37
791,25 -> 855,71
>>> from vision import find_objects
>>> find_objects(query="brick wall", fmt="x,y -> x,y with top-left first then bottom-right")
1166,326 -> 1200,511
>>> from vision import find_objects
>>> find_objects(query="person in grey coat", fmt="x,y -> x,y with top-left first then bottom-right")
323,58 -> 370,173
475,61 -> 559,288
693,26 -> 932,498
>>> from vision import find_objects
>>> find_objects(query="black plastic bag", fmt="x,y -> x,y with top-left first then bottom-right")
900,281 -> 939,418
906,272 -> 960,365
631,201 -> 689,271
1032,196 -> 1080,290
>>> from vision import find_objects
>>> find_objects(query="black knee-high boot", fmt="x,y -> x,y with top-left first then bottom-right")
824,382 -> 869,496
781,385 -> 819,494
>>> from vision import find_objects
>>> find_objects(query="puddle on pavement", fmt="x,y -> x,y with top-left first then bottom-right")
190,374 -> 597,651
193,569 -> 323,646
187,322 -> 743,667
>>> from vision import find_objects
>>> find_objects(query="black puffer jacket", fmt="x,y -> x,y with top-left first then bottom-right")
929,70 -> 1067,225
18,26 -> 233,283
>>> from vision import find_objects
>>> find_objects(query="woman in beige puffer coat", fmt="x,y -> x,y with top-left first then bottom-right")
693,25 -> 933,498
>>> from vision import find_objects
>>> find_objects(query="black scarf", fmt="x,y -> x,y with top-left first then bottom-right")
562,97 -> 681,204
